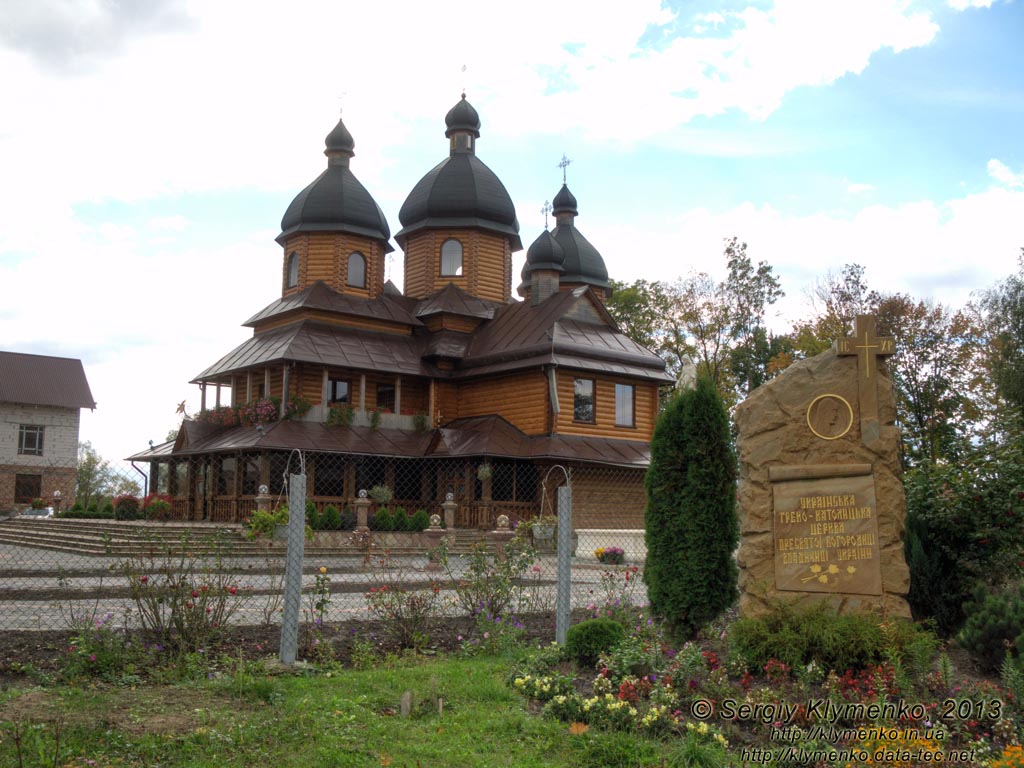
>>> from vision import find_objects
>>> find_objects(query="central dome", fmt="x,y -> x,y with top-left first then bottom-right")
396,95 -> 521,250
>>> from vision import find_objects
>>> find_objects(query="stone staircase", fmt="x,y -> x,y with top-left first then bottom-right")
0,517 -> 490,558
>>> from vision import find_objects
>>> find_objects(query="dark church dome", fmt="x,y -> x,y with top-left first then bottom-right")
523,184 -> 608,291
524,229 -> 565,272
277,117 -> 392,250
396,96 -> 521,249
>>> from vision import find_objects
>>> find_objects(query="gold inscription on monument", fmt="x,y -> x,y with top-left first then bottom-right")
772,474 -> 883,595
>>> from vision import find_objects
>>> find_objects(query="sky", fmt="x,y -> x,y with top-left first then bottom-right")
0,0 -> 1022,467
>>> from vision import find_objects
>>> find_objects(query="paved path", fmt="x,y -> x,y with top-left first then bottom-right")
0,541 -> 647,632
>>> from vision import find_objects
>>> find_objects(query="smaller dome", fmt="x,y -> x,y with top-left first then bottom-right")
324,117 -> 355,155
525,230 -> 565,272
552,184 -> 577,215
445,94 -> 481,138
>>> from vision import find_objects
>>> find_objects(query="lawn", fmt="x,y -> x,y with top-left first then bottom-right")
0,654 -> 664,768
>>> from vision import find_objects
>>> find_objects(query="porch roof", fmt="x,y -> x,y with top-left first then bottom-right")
127,416 -> 650,468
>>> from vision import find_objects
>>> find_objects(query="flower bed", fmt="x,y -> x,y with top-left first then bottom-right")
595,546 -> 625,564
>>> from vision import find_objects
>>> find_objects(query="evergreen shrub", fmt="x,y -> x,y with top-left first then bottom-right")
321,504 -> 342,531
409,509 -> 430,532
643,375 -> 738,640
565,618 -> 626,668
371,508 -> 393,532
729,601 -> 937,674
305,500 -> 320,530
958,584 -> 1024,672
339,507 -> 356,530
101,502 -> 115,519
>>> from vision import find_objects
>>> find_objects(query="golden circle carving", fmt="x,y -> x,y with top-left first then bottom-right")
806,394 -> 854,440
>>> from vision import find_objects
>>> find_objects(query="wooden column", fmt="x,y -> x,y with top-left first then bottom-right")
281,365 -> 290,418
215,383 -> 221,408
246,371 -> 253,403
359,373 -> 366,411
395,375 -> 402,414
200,383 -> 207,412
321,368 -> 329,407
264,369 -> 271,400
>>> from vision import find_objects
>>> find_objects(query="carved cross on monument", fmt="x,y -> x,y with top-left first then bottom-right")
836,315 -> 896,443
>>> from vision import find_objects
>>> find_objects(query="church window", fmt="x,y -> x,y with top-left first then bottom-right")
286,252 -> 299,288
440,239 -> 463,277
328,378 -> 351,404
347,252 -> 367,288
573,378 -> 595,423
615,383 -> 635,427
18,425 -> 44,456
376,383 -> 395,412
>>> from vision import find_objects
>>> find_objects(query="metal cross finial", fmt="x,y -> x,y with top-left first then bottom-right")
461,64 -> 467,96
541,200 -> 552,230
336,91 -> 347,116
558,153 -> 572,184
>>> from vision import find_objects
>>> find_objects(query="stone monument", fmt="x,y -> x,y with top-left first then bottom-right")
734,315 -> 911,618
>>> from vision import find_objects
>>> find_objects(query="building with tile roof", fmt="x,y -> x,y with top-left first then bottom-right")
0,351 -> 94,512
129,97 -> 672,529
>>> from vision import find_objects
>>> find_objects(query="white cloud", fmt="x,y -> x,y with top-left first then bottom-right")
948,0 -> 995,9
589,176 -> 1024,331
846,181 -> 876,194
988,158 -> 1024,188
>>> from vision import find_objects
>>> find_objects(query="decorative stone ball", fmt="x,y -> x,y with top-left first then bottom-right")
429,513 -> 442,528
258,484 -> 269,495
358,489 -> 368,499
496,514 -> 510,530
445,492 -> 454,502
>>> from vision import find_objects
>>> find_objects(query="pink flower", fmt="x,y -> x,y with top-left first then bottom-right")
483,632 -> 490,640
89,654 -> 97,662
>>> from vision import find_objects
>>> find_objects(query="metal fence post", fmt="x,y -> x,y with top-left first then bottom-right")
555,484 -> 572,644
279,473 -> 306,664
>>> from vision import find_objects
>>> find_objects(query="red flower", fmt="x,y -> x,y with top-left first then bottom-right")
140,575 -> 148,584
191,590 -> 199,598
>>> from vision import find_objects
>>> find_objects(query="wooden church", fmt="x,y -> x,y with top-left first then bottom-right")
130,96 -> 672,530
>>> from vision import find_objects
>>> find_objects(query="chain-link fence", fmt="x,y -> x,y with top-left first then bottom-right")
0,451 -> 649,652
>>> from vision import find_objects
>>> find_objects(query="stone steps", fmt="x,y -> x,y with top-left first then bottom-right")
0,518 -> 491,558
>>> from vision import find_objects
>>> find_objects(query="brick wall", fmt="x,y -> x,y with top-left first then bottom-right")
0,403 -> 81,512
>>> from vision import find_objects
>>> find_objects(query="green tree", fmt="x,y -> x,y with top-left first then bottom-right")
643,375 -> 738,641
874,295 -> 981,466
791,263 -> 875,358
979,250 -> 1024,417
76,441 -> 141,510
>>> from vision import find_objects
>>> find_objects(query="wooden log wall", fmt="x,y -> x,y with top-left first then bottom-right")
555,371 -> 657,441
456,370 -> 548,434
402,228 -> 512,302
254,310 -> 411,336
569,466 -> 646,529
280,232 -> 384,298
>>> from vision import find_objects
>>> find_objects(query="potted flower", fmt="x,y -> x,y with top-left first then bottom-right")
476,462 -> 493,481
29,497 -> 47,510
595,546 -> 625,565
529,514 -> 557,552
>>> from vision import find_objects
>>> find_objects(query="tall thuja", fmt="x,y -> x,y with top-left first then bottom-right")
643,374 -> 738,641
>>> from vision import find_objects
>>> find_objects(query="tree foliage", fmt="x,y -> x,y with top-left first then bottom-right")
643,375 -> 738,641
607,237 -> 783,405
76,441 -> 141,510
979,250 -> 1024,418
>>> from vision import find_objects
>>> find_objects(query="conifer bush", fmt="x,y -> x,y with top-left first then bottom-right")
958,584 -> 1024,672
565,618 -> 626,668
643,375 -> 738,640
320,504 -> 342,531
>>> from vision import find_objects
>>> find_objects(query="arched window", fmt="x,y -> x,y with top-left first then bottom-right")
440,239 -> 463,277
286,252 -> 299,288
347,251 -> 367,288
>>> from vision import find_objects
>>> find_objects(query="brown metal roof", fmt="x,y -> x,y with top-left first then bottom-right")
193,321 -> 433,382
243,281 -> 422,328
129,416 -> 650,468
458,289 -> 673,382
0,351 -> 95,409
414,283 -> 501,320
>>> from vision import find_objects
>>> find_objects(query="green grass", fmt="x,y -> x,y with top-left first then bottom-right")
0,656 -> 667,768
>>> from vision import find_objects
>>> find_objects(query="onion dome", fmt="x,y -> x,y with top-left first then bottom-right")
277,116 -> 393,251
396,95 -> 521,250
444,93 -> 481,138
525,229 -> 565,272
552,183 -> 578,216
548,184 -> 609,291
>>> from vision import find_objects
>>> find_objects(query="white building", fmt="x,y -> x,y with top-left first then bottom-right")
0,351 -> 95,512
